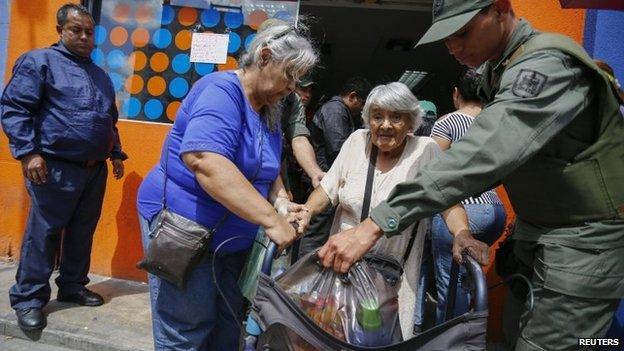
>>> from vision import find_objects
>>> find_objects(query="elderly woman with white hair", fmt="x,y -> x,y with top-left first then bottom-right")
137,23 -> 318,350
295,82 -> 474,337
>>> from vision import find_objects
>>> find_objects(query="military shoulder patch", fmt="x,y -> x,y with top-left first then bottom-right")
512,69 -> 547,98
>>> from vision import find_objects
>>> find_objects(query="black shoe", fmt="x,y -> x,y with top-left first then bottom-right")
57,288 -> 104,306
413,324 -> 423,336
16,308 -> 46,331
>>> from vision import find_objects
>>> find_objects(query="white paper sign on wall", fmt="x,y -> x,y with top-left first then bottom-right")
190,33 -> 229,64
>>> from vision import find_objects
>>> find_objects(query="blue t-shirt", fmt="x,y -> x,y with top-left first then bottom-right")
137,71 -> 282,253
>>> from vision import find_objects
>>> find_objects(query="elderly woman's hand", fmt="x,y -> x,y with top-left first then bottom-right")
292,209 -> 312,235
452,230 -> 489,265
274,197 -> 305,216
264,214 -> 298,252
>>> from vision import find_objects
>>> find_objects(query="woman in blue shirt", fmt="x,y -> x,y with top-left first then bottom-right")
137,24 -> 318,350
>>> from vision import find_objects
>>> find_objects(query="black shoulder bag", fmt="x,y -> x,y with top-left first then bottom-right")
137,139 -> 229,290
360,143 -> 419,287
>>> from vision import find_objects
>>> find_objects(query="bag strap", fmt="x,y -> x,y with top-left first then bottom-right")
359,139 -> 419,266
401,221 -> 420,265
360,144 -> 378,221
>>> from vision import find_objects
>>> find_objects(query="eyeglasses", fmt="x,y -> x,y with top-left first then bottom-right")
370,113 -> 407,125
265,26 -> 296,46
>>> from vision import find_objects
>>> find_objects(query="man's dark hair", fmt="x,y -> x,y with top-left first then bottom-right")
57,3 -> 94,26
457,68 -> 482,103
339,76 -> 373,99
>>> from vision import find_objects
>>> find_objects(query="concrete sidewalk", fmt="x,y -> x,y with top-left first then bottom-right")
0,262 -> 152,351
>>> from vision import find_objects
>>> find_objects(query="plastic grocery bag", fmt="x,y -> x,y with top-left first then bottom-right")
276,251 -> 402,347
239,227 -> 292,301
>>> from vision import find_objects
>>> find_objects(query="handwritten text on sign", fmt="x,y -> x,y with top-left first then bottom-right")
190,33 -> 229,64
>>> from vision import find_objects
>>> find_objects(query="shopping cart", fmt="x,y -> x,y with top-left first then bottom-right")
243,241 -> 488,350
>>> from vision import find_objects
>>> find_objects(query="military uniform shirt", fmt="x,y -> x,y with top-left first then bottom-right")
370,20 -> 624,298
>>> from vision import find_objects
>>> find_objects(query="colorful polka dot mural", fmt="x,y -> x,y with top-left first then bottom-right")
147,76 -> 167,96
125,74 -> 144,95
92,0 -> 298,123
130,51 -> 147,71
149,52 -> 170,72
131,27 -> 150,48
110,26 -> 128,46
175,30 -> 193,50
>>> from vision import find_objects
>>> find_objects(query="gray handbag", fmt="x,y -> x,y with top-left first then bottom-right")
137,208 -> 221,289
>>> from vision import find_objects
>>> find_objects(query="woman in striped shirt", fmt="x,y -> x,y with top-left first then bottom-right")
429,69 -> 507,324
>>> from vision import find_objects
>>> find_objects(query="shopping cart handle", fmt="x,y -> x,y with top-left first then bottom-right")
462,253 -> 488,312
261,241 -> 279,275
444,252 -> 489,322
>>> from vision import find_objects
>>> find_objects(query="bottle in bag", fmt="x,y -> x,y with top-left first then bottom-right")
352,298 -> 384,346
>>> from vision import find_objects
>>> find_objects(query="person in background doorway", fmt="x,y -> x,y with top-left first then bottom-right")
413,100 -> 437,136
295,78 -> 317,123
285,77 -> 320,206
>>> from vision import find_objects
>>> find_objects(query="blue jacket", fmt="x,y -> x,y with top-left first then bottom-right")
1,42 -> 126,161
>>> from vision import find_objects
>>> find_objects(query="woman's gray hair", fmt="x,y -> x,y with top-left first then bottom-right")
361,82 -> 423,130
240,22 -> 318,82
239,21 -> 318,130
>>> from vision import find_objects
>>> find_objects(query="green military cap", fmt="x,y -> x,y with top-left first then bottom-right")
416,0 -> 494,47
297,77 -> 316,88
419,100 -> 437,119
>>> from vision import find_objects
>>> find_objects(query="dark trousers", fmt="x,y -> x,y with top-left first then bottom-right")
504,240 -> 620,350
296,206 -> 335,261
10,158 -> 107,311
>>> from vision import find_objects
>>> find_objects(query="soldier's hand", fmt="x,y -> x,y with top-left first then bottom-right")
452,230 -> 489,265
21,154 -> 47,185
111,159 -> 124,179
318,218 -> 383,273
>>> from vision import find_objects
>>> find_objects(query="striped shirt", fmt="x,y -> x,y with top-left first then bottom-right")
430,112 -> 502,205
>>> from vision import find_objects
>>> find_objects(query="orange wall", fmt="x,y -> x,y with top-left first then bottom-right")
514,0 -> 586,43
0,121 -> 169,281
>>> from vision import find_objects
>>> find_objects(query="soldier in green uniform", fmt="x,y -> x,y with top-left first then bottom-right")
316,0 -> 624,349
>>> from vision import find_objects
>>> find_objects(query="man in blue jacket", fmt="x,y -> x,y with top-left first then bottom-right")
0,3 -> 127,331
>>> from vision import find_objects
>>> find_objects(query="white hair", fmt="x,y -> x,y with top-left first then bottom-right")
240,23 -> 318,83
239,22 -> 318,130
361,82 -> 423,130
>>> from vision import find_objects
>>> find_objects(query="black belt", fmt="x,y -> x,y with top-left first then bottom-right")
44,155 -> 104,168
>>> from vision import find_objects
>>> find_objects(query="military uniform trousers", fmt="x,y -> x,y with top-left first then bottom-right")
10,157 -> 107,311
507,239 -> 622,351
